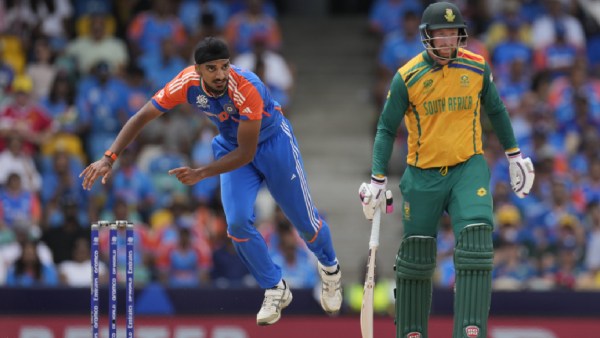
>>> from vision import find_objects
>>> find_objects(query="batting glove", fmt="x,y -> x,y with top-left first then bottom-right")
506,150 -> 535,198
359,176 -> 394,220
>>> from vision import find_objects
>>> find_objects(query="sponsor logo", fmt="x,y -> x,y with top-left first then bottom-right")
241,107 -> 253,115
465,325 -> 480,337
196,94 -> 209,109
407,332 -> 422,338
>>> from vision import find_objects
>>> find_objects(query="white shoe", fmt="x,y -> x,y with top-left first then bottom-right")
318,262 -> 342,314
256,280 -> 293,326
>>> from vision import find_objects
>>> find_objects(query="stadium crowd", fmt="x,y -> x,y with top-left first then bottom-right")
0,0 -> 599,302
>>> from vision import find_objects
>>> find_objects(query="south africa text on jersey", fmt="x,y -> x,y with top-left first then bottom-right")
423,96 -> 474,116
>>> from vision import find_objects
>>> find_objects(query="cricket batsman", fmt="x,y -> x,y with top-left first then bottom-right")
359,2 -> 535,337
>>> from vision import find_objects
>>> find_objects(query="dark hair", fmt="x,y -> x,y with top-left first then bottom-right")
48,72 -> 75,105
14,241 -> 43,281
194,37 -> 230,65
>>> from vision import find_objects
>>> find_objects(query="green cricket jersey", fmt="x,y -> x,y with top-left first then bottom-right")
372,48 -> 518,174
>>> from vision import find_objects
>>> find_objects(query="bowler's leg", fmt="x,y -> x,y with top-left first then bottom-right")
259,121 -> 341,313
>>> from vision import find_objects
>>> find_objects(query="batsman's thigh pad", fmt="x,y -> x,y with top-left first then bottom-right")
453,224 -> 493,338
395,236 -> 436,338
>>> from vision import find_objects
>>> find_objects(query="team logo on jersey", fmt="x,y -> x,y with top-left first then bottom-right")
477,187 -> 487,197
223,103 -> 237,114
403,201 -> 411,220
196,94 -> 209,109
445,8 -> 455,22
423,79 -> 433,89
407,332 -> 421,338
460,74 -> 469,87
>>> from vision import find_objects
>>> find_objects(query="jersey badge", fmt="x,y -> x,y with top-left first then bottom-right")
460,74 -> 469,87
445,8 -> 455,22
223,103 -> 237,114
477,187 -> 487,197
196,94 -> 209,109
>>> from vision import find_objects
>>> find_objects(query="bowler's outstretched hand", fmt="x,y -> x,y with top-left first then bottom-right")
79,158 -> 113,190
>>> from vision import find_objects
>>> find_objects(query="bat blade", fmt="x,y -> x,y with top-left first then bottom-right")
360,246 -> 377,338
360,209 -> 381,338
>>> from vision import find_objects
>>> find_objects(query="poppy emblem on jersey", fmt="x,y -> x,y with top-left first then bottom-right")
223,103 -> 237,114
477,187 -> 487,197
407,333 -> 421,338
196,94 -> 209,109
460,74 -> 469,87
445,8 -> 455,22
465,325 -> 480,337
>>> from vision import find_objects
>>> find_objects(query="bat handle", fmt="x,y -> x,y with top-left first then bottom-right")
369,208 -> 381,248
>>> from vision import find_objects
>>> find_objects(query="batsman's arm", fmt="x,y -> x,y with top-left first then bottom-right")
481,62 -> 518,151
372,72 -> 408,176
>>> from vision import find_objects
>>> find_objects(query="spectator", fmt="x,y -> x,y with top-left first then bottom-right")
224,0 -> 282,55
5,240 -> 59,287
0,75 -> 55,155
39,71 -> 87,163
233,34 -> 294,110
0,173 -> 41,230
40,196 -> 89,264
110,150 -> 156,222
534,22 -> 583,80
368,0 -> 422,38
485,0 -> 532,53
531,0 -> 585,51
76,61 -> 129,161
26,38 -> 57,100
127,0 -> 187,61
139,37 -> 187,93
40,150 -> 87,227
65,11 -> 129,76
177,0 -> 229,35
0,135 -> 42,192
156,224 -> 212,287
58,237 -> 107,287
373,9 -> 422,113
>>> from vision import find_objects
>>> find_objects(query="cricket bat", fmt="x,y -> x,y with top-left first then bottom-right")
360,207 -> 381,338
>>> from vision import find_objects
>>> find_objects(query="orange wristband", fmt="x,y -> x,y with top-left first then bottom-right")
104,150 -> 118,161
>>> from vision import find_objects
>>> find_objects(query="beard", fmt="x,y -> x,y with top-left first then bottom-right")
206,79 -> 228,96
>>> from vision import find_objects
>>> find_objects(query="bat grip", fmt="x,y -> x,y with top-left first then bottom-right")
369,208 -> 381,248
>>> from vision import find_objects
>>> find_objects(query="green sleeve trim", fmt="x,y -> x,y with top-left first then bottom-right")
372,72 -> 408,176
406,66 -> 431,88
482,63 -> 518,150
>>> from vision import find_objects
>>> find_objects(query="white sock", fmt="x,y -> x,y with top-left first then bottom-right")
322,263 -> 339,274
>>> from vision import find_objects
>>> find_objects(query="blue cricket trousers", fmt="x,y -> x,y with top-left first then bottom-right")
212,119 -> 337,289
